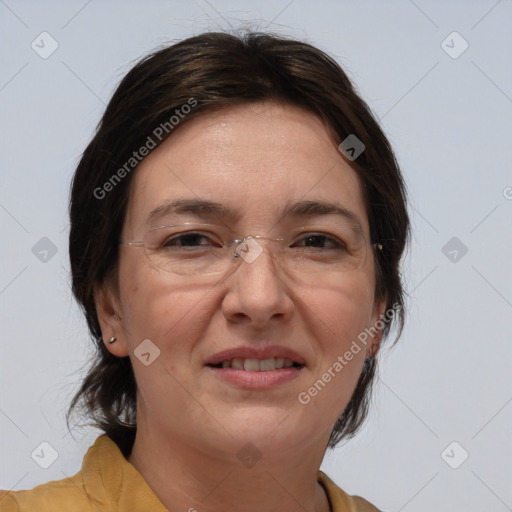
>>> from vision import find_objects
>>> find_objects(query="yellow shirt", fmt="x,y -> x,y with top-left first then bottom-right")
0,435 -> 381,511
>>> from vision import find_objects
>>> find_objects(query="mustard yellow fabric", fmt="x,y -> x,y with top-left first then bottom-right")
0,435 -> 381,511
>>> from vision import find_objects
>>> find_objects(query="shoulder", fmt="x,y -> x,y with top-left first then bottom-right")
350,495 -> 383,512
0,472 -> 93,512
318,470 -> 384,512
0,490 -> 20,512
0,435 -> 116,512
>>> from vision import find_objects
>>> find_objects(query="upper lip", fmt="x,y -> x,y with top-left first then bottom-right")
205,345 -> 306,366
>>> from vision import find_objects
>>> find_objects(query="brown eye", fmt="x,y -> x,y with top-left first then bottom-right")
293,233 -> 347,250
163,233 -> 214,248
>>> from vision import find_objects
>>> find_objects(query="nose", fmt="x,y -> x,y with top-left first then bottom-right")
221,241 -> 294,328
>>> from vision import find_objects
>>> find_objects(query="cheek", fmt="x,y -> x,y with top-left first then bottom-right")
304,271 -> 376,344
300,274 -> 375,407
117,266 -> 214,407
118,258 -> 215,355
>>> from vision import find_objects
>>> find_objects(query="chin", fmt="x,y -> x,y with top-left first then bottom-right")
216,406 -> 316,449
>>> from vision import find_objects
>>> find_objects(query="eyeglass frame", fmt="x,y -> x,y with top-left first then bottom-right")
119,222 -> 383,275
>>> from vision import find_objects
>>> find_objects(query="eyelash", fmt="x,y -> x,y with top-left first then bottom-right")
162,232 -> 346,250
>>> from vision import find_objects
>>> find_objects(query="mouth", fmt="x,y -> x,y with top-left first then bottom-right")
205,348 -> 306,390
206,354 -> 306,391
207,357 -> 304,371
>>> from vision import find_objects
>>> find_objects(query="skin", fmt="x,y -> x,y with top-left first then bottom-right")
95,101 -> 386,512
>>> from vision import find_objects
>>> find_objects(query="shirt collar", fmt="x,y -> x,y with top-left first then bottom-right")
81,434 -> 352,512
81,434 -> 167,511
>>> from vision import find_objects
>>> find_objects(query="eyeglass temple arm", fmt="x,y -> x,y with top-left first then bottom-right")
120,241 -> 144,247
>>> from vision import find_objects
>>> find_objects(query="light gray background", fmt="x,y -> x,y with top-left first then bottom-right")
1,1 -> 511,511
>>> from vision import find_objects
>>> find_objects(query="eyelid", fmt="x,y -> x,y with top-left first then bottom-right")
147,223 -> 362,246
289,231 -> 347,248
163,229 -> 225,246
288,225 -> 358,240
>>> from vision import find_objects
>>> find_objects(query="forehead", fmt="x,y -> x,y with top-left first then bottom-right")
124,102 -> 369,235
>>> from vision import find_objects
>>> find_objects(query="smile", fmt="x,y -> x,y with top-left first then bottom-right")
209,357 -> 302,371
206,360 -> 305,390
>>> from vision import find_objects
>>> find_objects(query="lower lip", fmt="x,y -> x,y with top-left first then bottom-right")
206,366 -> 304,389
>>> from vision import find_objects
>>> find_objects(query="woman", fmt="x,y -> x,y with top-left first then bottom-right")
0,31 -> 409,512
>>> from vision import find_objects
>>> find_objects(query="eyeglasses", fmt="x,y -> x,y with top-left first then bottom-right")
120,223 -> 382,278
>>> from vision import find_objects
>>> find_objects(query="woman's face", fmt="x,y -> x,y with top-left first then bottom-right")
98,101 -> 386,460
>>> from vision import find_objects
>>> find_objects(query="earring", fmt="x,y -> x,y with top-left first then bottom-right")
108,336 -> 117,344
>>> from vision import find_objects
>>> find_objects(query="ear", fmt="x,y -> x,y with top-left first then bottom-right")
94,281 -> 130,357
365,296 -> 388,358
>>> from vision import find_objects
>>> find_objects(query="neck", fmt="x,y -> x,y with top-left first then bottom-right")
127,422 -> 331,512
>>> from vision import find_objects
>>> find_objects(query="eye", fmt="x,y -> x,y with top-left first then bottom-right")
292,233 -> 347,250
162,232 -> 221,248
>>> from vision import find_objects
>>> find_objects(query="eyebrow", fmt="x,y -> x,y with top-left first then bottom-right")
145,198 -> 237,226
281,200 -> 363,232
144,198 -> 363,232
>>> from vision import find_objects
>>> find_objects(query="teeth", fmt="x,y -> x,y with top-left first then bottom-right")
217,357 -> 297,371
243,358 -> 260,371
232,358 -> 244,370
259,358 -> 276,371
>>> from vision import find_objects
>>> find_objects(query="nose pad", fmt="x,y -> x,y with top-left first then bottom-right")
233,237 -> 264,264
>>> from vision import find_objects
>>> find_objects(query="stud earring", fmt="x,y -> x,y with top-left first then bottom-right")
108,336 -> 117,344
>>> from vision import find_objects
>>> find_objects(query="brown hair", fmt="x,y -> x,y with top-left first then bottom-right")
67,30 -> 410,457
